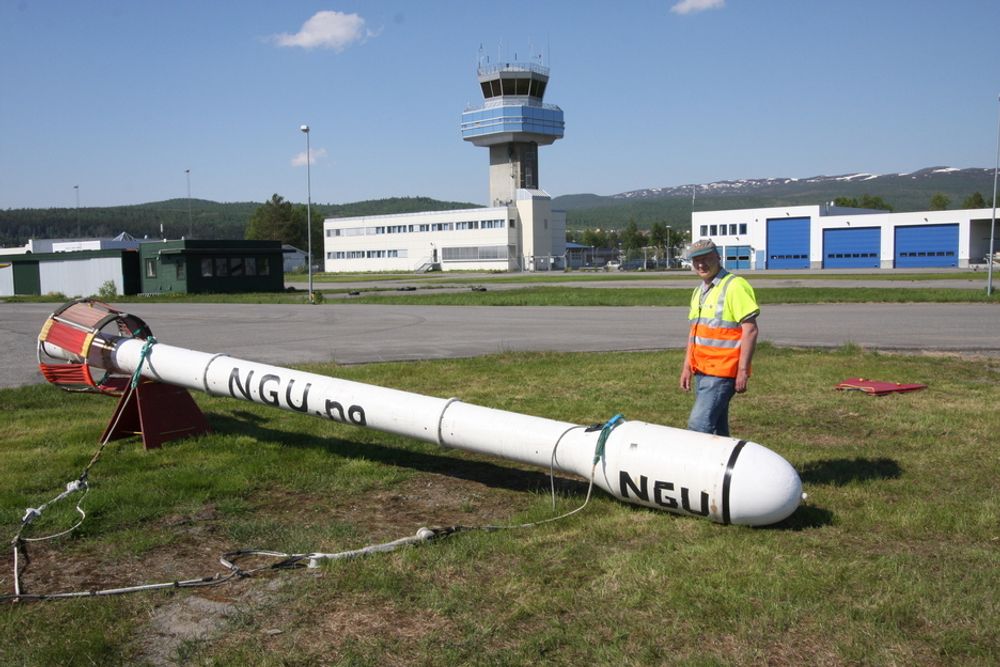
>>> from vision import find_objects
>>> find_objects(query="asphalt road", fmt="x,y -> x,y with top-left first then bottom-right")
3,301 -> 998,389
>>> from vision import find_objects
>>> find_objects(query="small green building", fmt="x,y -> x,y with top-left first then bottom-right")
139,240 -> 285,294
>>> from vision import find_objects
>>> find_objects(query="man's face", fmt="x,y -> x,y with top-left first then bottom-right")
691,251 -> 721,282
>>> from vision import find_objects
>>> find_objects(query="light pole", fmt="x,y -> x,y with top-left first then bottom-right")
989,94 -> 999,296
74,185 -> 80,237
185,169 -> 193,239
300,125 -> 314,303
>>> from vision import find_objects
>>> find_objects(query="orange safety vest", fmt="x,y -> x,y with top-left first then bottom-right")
688,272 -> 758,379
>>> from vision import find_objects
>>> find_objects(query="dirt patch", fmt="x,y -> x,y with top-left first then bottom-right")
4,468 -> 556,661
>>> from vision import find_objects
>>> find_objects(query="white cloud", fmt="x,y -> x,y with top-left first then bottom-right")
292,148 -> 328,167
670,0 -> 725,16
272,11 -> 371,51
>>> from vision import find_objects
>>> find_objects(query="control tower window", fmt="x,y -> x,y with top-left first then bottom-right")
480,81 -> 493,98
530,79 -> 547,98
515,78 -> 529,95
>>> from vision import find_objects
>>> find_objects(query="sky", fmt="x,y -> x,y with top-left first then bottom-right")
1,0 -> 999,210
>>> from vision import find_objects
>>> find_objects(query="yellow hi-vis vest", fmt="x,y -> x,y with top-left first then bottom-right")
688,271 -> 759,379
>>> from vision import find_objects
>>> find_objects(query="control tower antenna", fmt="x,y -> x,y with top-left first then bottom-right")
460,51 -> 565,206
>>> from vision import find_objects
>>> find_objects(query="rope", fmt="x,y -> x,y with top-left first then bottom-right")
131,336 -> 157,388
4,412 -> 626,603
7,378 -> 141,602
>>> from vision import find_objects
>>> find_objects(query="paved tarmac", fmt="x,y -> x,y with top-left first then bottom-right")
3,300 -> 998,389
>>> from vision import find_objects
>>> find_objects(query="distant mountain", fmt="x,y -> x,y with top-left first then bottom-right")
2,168 -> 993,246
554,167 -> 996,230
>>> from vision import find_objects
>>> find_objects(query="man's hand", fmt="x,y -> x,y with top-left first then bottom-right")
735,368 -> 750,393
680,365 -> 692,391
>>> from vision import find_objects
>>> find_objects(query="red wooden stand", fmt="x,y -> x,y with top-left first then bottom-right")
101,380 -> 212,450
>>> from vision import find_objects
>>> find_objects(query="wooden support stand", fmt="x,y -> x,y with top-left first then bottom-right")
101,380 -> 212,449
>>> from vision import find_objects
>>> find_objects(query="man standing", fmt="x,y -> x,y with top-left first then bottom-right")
679,240 -> 759,436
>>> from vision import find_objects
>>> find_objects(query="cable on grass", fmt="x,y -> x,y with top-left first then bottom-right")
4,412 -> 626,603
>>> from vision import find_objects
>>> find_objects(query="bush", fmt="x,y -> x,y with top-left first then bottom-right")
97,280 -> 118,299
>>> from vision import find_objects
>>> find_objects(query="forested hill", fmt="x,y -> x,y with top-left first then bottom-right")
554,167 -> 996,230
2,166 -> 994,246
0,196 -> 480,247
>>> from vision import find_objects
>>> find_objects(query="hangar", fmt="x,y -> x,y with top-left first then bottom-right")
691,204 -> 997,270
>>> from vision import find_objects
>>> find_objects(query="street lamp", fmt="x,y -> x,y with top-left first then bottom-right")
74,185 -> 80,237
185,169 -> 193,239
989,94 -> 999,296
300,124 -> 314,303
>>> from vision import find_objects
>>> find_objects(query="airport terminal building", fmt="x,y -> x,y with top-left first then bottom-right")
692,204 -> 997,270
323,60 -> 566,273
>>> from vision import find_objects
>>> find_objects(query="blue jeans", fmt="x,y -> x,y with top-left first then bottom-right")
688,373 -> 736,436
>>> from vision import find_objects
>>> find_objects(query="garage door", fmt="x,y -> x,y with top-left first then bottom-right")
723,245 -> 752,270
894,224 -> 958,268
823,227 -> 880,268
766,217 -> 810,269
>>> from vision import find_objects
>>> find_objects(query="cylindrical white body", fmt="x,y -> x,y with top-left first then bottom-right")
102,337 -> 802,526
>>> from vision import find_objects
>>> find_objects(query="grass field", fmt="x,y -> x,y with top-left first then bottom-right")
4,285 -> 996,307
1,346 -> 997,665
307,270 -> 990,284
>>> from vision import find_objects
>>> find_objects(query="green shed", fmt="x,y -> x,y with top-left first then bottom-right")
139,240 -> 285,294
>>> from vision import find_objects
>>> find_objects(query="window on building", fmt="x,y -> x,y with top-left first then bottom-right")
144,258 -> 157,278
441,245 -> 508,261
175,262 -> 184,280
201,258 -> 212,277
710,225 -> 718,236
729,224 -> 738,235
246,257 -> 257,276
229,257 -> 245,276
700,225 -> 708,236
259,257 -> 270,276
215,257 -> 229,277
739,223 -> 747,235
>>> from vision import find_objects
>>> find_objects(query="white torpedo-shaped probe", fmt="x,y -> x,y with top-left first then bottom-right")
37,300 -> 804,526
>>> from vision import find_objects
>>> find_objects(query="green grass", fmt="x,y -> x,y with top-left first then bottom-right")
338,285 -> 996,306
1,347 -> 998,665
310,270 -> 989,285
7,286 -> 996,307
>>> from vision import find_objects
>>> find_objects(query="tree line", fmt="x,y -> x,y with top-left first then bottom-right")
832,192 -> 990,211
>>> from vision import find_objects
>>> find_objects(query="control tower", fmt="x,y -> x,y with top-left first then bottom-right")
460,61 -> 565,206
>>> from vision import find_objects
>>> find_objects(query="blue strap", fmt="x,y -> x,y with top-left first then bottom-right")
593,413 -> 625,465
130,336 -> 158,388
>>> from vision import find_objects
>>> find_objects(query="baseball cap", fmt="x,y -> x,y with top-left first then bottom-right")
684,239 -> 718,260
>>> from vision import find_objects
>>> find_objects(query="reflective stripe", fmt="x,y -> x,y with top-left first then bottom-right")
693,336 -> 741,348
693,316 -> 741,329
714,274 -> 733,321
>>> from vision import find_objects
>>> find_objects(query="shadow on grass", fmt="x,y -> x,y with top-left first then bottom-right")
771,504 -> 835,530
799,457 -> 902,486
763,457 -> 904,531
214,411 -> 591,498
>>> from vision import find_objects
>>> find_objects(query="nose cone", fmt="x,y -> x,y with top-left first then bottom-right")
726,441 -> 802,526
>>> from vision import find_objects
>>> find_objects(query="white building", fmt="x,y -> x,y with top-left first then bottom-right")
324,60 -> 566,273
692,204 -> 998,270
324,195 -> 564,273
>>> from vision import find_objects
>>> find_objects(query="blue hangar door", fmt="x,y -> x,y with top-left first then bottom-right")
823,227 -> 880,268
724,245 -> 752,270
894,224 -> 958,268
766,217 -> 810,269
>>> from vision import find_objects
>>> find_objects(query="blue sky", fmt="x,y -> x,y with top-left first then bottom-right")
1,0 -> 998,209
